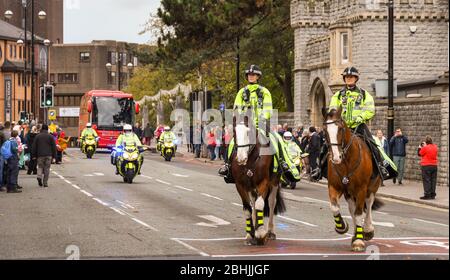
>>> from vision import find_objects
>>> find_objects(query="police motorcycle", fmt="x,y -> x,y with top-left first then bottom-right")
112,144 -> 145,184
82,135 -> 99,159
161,139 -> 175,161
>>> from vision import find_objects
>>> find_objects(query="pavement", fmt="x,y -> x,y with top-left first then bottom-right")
175,146 -> 449,210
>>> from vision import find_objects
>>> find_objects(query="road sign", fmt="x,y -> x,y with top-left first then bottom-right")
48,109 -> 57,121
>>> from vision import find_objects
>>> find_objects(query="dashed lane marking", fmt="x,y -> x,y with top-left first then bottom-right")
173,185 -> 193,192
171,173 -> 190,178
110,207 -> 126,216
201,193 -> 223,201
156,179 -> 171,185
232,203 -> 243,207
131,218 -> 159,231
342,215 -> 395,228
92,198 -> 109,206
80,190 -> 93,197
141,175 -> 153,180
71,184 -> 81,190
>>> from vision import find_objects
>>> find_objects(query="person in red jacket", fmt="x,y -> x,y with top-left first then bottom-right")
418,136 -> 438,200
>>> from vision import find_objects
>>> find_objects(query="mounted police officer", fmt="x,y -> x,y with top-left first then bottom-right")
218,64 -> 300,183
318,67 -> 397,181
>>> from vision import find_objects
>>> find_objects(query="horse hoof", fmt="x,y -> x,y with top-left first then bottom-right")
364,231 -> 374,241
267,231 -> 277,240
255,236 -> 268,246
335,220 -> 349,234
351,239 -> 365,252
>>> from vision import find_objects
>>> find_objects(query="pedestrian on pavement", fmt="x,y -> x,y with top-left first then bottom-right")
3,121 -> 11,140
375,129 -> 390,156
143,123 -> 154,146
223,125 -> 232,162
25,126 -> 38,175
32,124 -> 57,188
133,123 -> 143,142
193,125 -> 202,158
389,128 -> 409,185
0,123 -> 6,192
2,130 -> 21,193
207,128 -> 216,160
214,126 -> 222,160
307,126 -> 321,180
418,136 -> 438,200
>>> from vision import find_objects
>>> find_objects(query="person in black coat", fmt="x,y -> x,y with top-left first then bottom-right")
25,126 -> 38,174
307,126 -> 321,180
32,124 -> 57,188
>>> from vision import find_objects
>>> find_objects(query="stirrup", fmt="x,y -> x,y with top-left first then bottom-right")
218,165 -> 229,176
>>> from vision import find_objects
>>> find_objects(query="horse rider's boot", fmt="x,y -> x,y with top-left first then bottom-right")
371,145 -> 390,180
218,164 -> 230,176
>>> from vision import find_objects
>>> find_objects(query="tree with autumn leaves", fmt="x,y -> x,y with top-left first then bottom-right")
127,0 -> 295,112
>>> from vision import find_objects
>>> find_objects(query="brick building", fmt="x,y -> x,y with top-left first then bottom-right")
0,0 -> 63,44
49,40 -> 138,137
290,0 -> 448,184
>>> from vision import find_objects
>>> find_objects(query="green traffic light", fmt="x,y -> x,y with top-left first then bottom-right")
46,100 -> 51,105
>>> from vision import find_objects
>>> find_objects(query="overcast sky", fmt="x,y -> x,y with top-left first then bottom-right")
64,0 -> 160,44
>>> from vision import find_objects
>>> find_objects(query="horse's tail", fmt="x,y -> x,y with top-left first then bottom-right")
263,186 -> 286,217
365,197 -> 385,211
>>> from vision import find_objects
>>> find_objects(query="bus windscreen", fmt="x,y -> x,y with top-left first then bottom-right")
92,97 -> 134,129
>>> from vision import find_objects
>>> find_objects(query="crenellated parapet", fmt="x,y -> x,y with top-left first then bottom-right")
291,0 -> 448,28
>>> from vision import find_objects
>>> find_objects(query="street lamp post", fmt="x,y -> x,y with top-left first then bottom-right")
4,1 -> 46,121
106,54 -> 134,91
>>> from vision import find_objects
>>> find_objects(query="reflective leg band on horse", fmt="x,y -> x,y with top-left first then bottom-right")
256,210 -> 264,228
334,214 -> 345,229
246,218 -> 254,234
355,226 -> 364,240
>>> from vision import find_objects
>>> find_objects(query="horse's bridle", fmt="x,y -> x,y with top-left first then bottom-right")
323,119 -> 362,185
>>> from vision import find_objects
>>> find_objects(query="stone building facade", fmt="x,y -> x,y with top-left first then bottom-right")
291,0 -> 448,184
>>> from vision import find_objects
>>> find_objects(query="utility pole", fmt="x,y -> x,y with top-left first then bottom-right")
387,0 -> 395,140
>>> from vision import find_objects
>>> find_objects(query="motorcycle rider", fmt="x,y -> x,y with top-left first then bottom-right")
283,131 -> 302,167
158,126 -> 177,155
114,124 -> 144,175
80,123 -> 98,152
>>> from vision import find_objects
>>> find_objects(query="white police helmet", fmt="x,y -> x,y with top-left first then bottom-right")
123,124 -> 132,132
283,131 -> 293,141
86,123 -> 92,128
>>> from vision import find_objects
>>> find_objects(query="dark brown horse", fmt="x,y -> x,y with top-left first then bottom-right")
231,114 -> 286,245
322,107 -> 383,251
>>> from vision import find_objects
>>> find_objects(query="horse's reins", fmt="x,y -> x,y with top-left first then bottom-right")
324,120 -> 362,185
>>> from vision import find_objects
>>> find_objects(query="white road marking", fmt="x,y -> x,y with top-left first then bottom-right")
232,203 -> 243,207
171,173 -> 190,178
80,190 -> 93,197
277,215 -> 318,227
115,200 -> 135,209
84,174 -> 94,177
64,180 -> 72,184
302,196 -> 329,204
93,173 -> 104,176
201,193 -> 223,201
171,238 -> 209,257
71,184 -> 81,190
374,211 -> 389,215
131,218 -> 159,231
173,185 -> 193,192
156,179 -> 171,185
413,218 -> 449,227
196,215 -> 230,227
92,198 -> 109,206
57,175 -> 64,179
141,175 -> 153,180
342,215 -> 395,228
110,207 -> 126,216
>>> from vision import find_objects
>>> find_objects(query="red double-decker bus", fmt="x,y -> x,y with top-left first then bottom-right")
78,90 -> 139,149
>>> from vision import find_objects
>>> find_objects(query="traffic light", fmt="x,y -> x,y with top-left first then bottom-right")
44,85 -> 54,107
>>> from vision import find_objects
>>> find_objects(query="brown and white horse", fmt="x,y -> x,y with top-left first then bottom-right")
322,107 -> 384,251
231,114 -> 286,245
